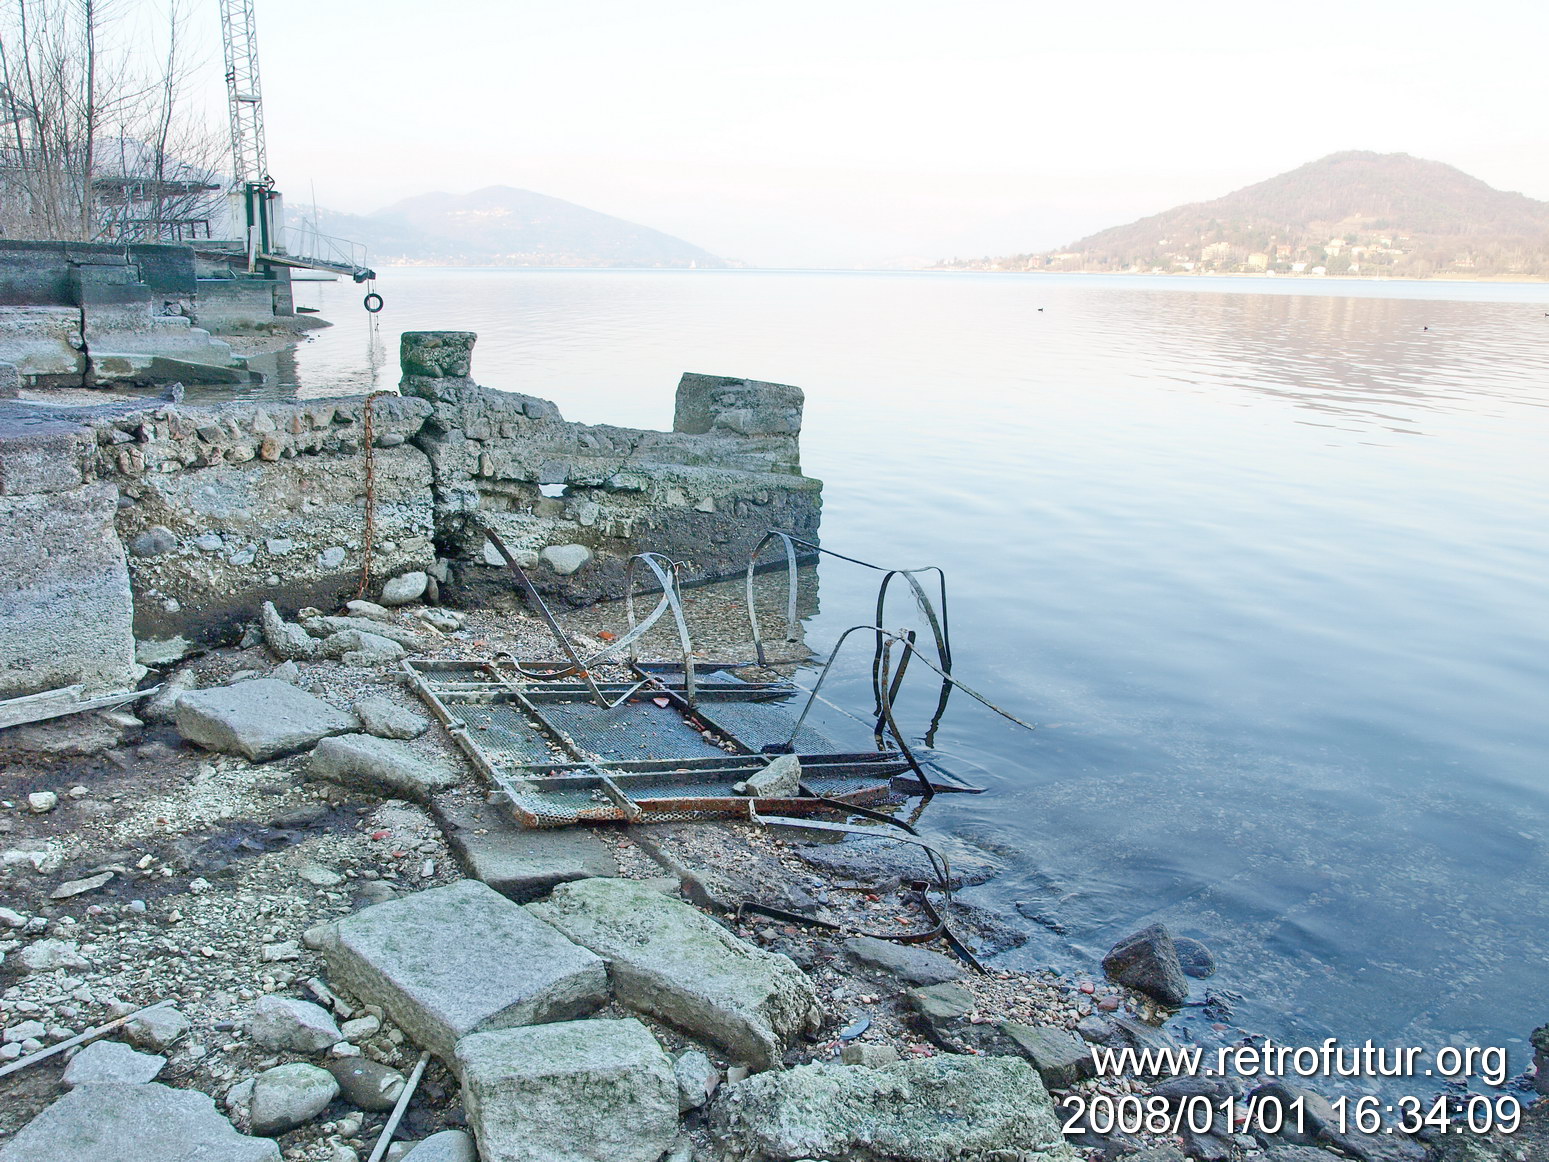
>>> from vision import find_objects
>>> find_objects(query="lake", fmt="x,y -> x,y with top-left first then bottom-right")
287,267 -> 1549,1085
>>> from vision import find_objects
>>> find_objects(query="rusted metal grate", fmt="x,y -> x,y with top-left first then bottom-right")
403,658 -> 908,827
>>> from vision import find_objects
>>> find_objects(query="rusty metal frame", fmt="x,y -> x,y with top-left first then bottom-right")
402,656 -> 910,828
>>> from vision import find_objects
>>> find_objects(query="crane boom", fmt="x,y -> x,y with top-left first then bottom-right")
220,0 -> 270,187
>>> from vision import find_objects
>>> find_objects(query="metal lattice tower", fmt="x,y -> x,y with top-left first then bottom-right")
219,0 -> 270,187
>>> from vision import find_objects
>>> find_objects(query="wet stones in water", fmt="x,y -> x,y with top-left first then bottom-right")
1173,936 -> 1217,978
1101,923 -> 1189,1006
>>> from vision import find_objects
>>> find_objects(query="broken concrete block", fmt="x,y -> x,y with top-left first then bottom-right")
456,1018 -> 677,1162
320,880 -> 608,1062
0,1082 -> 280,1162
354,694 -> 429,740
733,752 -> 801,797
310,734 -> 457,802
999,1023 -> 1095,1089
175,679 -> 357,761
712,1056 -> 1076,1162
61,1039 -> 165,1086
260,601 -> 318,661
380,572 -> 428,605
843,935 -> 966,986
321,628 -> 407,665
441,803 -> 617,902
540,544 -> 591,576
248,994 -> 342,1053
529,877 -> 821,1070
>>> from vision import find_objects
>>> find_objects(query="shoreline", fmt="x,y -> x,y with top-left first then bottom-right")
2,584 -> 1541,1161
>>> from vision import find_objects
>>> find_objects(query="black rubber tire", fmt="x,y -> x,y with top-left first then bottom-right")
363,292 -> 384,313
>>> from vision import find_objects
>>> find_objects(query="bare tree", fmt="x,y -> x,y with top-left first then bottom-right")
0,0 -> 228,242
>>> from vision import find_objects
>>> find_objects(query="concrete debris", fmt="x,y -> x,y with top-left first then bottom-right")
50,870 -> 115,900
732,753 -> 801,798
711,1056 -> 1077,1162
61,1038 -> 166,1086
27,790 -> 58,813
12,938 -> 89,974
529,877 -> 822,1070
842,935 -> 966,987
248,1061 -> 340,1136
540,544 -> 592,576
353,695 -> 429,740
260,601 -> 319,661
344,599 -> 393,621
441,803 -> 617,902
248,994 -> 343,1053
999,1022 -> 1096,1089
456,1018 -> 678,1162
309,734 -> 457,802
321,628 -> 407,666
414,608 -> 464,633
126,1005 -> 191,1052
176,679 -> 358,761
839,1042 -> 902,1067
0,1082 -> 281,1162
319,880 -> 608,1062
672,1048 -> 718,1111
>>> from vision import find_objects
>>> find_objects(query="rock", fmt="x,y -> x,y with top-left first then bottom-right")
249,1062 -> 340,1136
310,734 -> 457,802
0,906 -> 25,927
794,834 -> 997,891
842,936 -> 966,986
380,572 -> 428,606
0,1082 -> 280,1162
529,877 -> 822,1070
1076,1015 -> 1116,1043
51,870 -> 115,899
129,526 -> 177,557
14,938 -> 89,973
540,544 -> 592,576
249,995 -> 342,1053
354,695 -> 429,740
1260,1147 -> 1347,1162
999,1023 -> 1095,1089
711,1055 -> 1077,1162
27,791 -> 58,813
176,679 -> 357,761
320,880 -> 608,1062
840,1042 -> 901,1067
318,546 -> 348,570
326,1056 -> 406,1111
1102,923 -> 1190,1007
400,1130 -> 477,1162
340,1015 -> 381,1041
733,753 -> 801,797
415,608 -> 463,633
323,628 -> 408,666
1108,1015 -> 1181,1059
904,981 -> 975,1027
456,1018 -> 677,1162
1173,936 -> 1217,979
300,862 -> 344,887
142,666 -> 199,722
260,601 -> 319,661
673,1049 -> 718,1111
345,599 -> 393,621
442,804 -> 617,902
126,1005 -> 190,1051
62,1039 -> 165,1086
5,1018 -> 46,1043
270,660 -> 300,684
301,615 -> 424,649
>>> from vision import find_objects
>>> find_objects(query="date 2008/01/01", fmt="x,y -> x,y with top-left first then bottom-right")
1059,1092 -> 1524,1138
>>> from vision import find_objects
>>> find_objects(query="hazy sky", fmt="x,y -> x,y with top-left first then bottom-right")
159,0 -> 1549,267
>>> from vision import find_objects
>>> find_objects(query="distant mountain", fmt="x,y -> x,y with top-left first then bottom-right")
939,153 -> 1549,279
292,185 -> 729,269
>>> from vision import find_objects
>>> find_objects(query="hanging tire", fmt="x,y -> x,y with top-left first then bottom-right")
363,292 -> 383,313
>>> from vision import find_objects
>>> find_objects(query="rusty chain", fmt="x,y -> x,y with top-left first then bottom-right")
355,390 -> 394,602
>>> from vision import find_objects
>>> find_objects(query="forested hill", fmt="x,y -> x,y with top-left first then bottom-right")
940,152 -> 1549,278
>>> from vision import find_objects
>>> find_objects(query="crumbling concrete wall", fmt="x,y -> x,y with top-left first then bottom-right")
0,413 -> 136,698
0,330 -> 821,695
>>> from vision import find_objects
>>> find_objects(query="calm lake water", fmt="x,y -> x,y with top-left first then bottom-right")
289,268 -> 1549,1084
